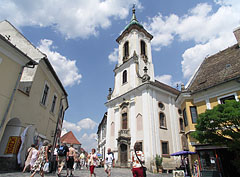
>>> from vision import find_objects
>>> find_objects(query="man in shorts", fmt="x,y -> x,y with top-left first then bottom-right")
104,148 -> 115,177
56,141 -> 69,177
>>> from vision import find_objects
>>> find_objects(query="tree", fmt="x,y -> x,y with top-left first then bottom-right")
192,100 -> 240,169
192,100 -> 240,150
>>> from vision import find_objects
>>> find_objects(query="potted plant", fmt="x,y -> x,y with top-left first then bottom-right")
155,154 -> 163,173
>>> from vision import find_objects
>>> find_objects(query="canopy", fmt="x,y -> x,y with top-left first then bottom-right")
170,150 -> 196,156
97,153 -> 102,157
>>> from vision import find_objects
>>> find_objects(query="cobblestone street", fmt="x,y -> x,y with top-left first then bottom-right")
0,168 -> 172,177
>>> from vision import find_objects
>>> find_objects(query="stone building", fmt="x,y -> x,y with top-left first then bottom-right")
0,20 -> 68,170
104,8 -> 183,172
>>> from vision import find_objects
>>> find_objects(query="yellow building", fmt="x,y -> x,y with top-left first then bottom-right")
0,21 -> 68,170
176,27 -> 240,176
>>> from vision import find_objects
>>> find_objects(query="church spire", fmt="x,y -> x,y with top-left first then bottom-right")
131,4 -> 138,22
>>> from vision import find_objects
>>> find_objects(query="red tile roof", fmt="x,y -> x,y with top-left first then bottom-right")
60,131 -> 81,145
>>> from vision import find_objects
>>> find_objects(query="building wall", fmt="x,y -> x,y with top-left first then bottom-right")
0,38 -> 31,146
106,85 -> 181,170
10,60 -> 64,143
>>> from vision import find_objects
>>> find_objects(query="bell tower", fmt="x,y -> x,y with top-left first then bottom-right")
109,6 -> 155,100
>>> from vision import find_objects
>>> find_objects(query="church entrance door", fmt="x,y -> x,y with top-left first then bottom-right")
120,143 -> 128,167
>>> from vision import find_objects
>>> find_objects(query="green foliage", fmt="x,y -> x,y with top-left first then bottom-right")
155,154 -> 162,167
192,100 -> 240,151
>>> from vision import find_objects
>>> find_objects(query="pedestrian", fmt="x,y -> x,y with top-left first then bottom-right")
52,144 -> 59,173
30,140 -> 49,177
80,152 -> 85,169
104,148 -> 115,177
56,141 -> 69,177
73,152 -> 79,170
131,142 -> 145,177
67,144 -> 76,176
88,148 -> 98,177
30,145 -> 39,171
47,144 -> 52,173
22,144 -> 35,173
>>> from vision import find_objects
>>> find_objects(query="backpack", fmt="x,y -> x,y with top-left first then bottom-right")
57,146 -> 65,156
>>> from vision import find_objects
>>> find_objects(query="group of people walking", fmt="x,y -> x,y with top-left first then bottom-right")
23,141 -> 145,177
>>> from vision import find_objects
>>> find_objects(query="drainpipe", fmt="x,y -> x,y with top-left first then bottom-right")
0,61 -> 37,135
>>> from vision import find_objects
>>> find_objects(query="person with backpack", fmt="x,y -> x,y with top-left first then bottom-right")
56,141 -> 69,177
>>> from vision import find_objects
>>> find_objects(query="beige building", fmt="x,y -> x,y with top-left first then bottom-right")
176,26 -> 240,176
0,20 -> 68,170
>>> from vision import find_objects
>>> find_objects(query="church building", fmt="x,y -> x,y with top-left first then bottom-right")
105,7 -> 183,171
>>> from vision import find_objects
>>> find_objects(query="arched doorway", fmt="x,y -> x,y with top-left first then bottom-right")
0,118 -> 22,170
120,143 -> 128,166
0,118 -> 22,156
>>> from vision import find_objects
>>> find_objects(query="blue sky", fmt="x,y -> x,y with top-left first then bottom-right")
1,0 -> 240,152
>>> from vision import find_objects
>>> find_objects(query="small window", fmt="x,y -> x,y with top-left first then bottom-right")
140,40 -> 146,56
50,95 -> 57,113
122,112 -> 128,129
219,95 -> 235,104
179,118 -> 184,132
190,106 -> 198,123
158,102 -> 165,110
159,112 -> 167,128
183,108 -> 188,127
41,84 -> 49,105
161,141 -> 169,156
123,70 -> 127,84
123,41 -> 129,59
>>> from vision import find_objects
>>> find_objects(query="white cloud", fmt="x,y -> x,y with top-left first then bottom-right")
62,120 -> 82,132
80,133 -> 98,153
0,0 -> 141,39
61,119 -> 98,152
78,118 -> 97,130
108,48 -> 119,63
155,74 -> 181,88
60,128 -> 68,137
145,0 -> 240,79
37,39 -> 82,87
62,118 -> 97,133
155,75 -> 173,86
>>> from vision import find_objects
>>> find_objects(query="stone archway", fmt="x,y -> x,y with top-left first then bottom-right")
0,118 -> 22,156
0,118 -> 22,170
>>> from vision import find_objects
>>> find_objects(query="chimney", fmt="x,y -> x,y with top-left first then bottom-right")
233,26 -> 240,47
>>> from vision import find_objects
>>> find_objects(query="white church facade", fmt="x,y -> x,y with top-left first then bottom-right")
104,8 -> 184,171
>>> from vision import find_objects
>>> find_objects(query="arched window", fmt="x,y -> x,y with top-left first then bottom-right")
159,112 -> 166,128
179,118 -> 184,132
122,70 -> 127,84
123,41 -> 129,59
140,40 -> 146,56
122,107 -> 128,129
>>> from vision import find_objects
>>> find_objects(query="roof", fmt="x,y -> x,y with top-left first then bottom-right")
60,131 -> 81,145
187,44 -> 240,93
0,34 -> 37,66
0,20 -> 68,97
116,8 -> 153,43
151,80 -> 180,95
0,20 -> 46,61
